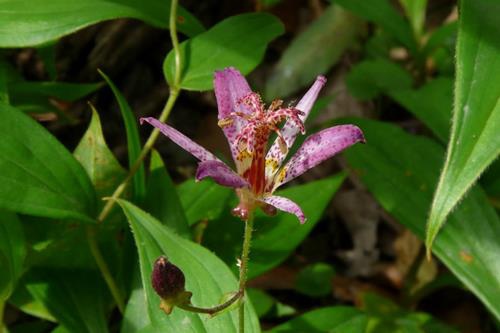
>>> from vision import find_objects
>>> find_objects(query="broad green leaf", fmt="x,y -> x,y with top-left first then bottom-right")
427,0 -> 500,251
0,211 -> 25,300
164,13 -> 284,91
118,199 -> 260,332
267,306 -> 368,332
346,59 -> 413,100
399,0 -> 427,39
333,0 -> 417,54
121,270 -> 150,333
344,118 -> 500,320
74,107 -> 127,202
294,262 -> 335,298
203,174 -> 345,279
23,269 -> 110,333
389,77 -> 453,142
265,5 -> 363,98
9,81 -> 102,102
0,103 -> 96,223
9,283 -> 56,322
99,70 -> 145,204
177,178 -> 232,226
145,150 -> 190,238
0,0 -> 204,47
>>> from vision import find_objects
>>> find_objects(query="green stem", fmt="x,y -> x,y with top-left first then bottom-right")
179,290 -> 243,315
89,0 -> 183,314
87,226 -> 125,313
238,213 -> 254,333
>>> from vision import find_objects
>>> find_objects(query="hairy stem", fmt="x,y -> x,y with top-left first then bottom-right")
238,213 -> 254,333
88,0 -> 183,315
179,290 -> 243,315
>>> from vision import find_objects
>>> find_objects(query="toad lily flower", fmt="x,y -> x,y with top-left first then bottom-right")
141,67 -> 365,223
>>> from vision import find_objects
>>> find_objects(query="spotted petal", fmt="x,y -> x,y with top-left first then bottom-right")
140,117 -> 217,162
214,67 -> 252,162
265,76 -> 327,179
275,125 -> 365,189
261,195 -> 306,224
196,160 -> 248,189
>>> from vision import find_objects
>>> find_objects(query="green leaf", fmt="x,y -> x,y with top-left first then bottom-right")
333,0 -> 417,53
346,59 -> 413,100
294,262 -> 335,298
0,211 -> 25,300
23,269 -> 110,333
145,150 -> 190,238
399,0 -> 427,39
267,306 -> 368,332
9,81 -> 102,102
265,5 -> 363,98
426,0 -> 500,251
99,70 -> 145,204
203,174 -> 345,279
164,13 -> 284,91
9,283 -> 56,322
177,178 -> 232,226
0,102 -> 96,223
118,199 -> 260,332
389,77 -> 453,142
121,269 -> 150,333
0,0 -> 204,48
0,60 -> 8,103
74,107 -> 127,202
344,118 -> 500,320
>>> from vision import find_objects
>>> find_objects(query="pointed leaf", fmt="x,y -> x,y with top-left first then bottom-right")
344,118 -> 500,320
145,150 -> 190,238
118,199 -> 260,332
74,107 -> 127,201
0,0 -> 204,47
164,13 -> 284,91
99,70 -> 145,204
0,103 -> 96,223
427,0 -> 500,250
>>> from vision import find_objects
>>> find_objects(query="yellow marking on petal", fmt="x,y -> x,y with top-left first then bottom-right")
217,118 -> 233,128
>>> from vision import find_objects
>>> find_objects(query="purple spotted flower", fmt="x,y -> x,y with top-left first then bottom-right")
141,67 -> 365,223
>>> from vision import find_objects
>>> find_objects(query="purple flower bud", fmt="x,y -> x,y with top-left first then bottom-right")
151,256 -> 186,299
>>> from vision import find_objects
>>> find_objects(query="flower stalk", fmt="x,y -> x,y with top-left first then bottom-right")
238,213 -> 255,333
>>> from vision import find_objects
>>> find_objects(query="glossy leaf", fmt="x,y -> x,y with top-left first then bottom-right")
164,13 -> 284,91
118,199 -> 260,332
265,5 -> 363,98
0,211 -> 25,300
344,118 -> 500,320
0,103 -> 96,223
0,0 -> 204,47
267,306 -> 368,332
427,0 -> 500,251
23,269 -> 110,333
145,150 -> 190,238
177,178 -> 232,226
334,0 -> 417,53
74,107 -> 127,202
99,70 -> 145,204
389,77 -> 453,142
346,59 -> 412,100
203,174 -> 346,279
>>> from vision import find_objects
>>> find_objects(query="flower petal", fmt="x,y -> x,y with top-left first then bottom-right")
276,125 -> 365,188
261,195 -> 306,224
214,67 -> 252,161
140,117 -> 217,162
195,160 -> 248,189
265,76 -> 327,180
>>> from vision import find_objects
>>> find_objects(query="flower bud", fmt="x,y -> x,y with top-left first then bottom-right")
151,256 -> 191,314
